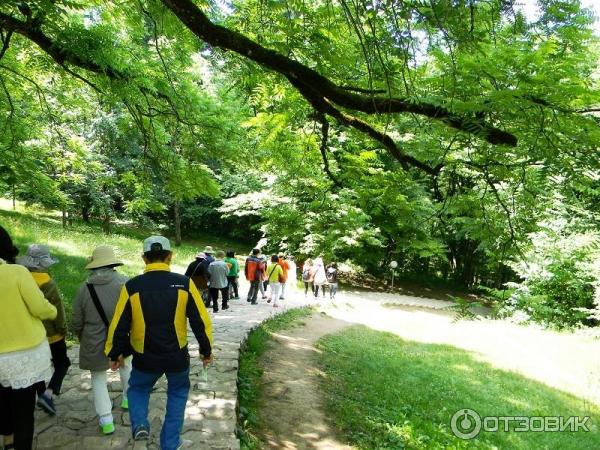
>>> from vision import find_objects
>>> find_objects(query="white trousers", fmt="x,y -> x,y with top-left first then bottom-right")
280,282 -> 287,299
259,279 -> 266,296
90,358 -> 131,424
269,282 -> 282,305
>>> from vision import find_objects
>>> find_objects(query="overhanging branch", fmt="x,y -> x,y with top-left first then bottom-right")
160,0 -> 518,147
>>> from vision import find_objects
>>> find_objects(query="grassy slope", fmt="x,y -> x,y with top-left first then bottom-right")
0,205 -> 248,325
317,326 -> 600,450
237,307 -> 313,449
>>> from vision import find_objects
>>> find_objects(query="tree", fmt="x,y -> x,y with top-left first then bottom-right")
1,0 -> 599,295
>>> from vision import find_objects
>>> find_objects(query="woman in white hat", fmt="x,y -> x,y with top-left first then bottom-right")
71,246 -> 131,435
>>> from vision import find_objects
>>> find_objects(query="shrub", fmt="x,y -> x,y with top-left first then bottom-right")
498,230 -> 600,329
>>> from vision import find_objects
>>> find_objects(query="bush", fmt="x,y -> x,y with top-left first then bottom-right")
497,230 -> 600,329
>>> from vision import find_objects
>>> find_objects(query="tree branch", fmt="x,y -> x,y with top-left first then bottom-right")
316,113 -> 342,188
0,11 -> 125,79
340,85 -> 387,94
0,28 -> 12,60
290,75 -> 442,175
159,0 -> 518,147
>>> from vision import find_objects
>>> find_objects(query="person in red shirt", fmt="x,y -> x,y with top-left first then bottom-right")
244,248 -> 265,304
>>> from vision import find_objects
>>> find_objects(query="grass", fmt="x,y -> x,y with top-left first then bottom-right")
316,326 -> 600,450
237,307 -> 314,449
0,204 -> 248,330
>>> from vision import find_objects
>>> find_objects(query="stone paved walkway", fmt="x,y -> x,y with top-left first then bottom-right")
32,289 -> 309,450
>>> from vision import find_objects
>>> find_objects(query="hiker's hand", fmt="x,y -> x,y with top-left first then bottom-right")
202,354 -> 214,368
109,355 -> 124,371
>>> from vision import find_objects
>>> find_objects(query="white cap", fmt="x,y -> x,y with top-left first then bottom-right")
143,236 -> 171,253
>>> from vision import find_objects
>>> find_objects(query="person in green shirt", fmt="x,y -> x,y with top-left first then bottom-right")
266,254 -> 284,308
224,250 -> 240,299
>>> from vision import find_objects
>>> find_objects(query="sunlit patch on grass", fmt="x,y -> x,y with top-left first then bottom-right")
317,326 -> 600,450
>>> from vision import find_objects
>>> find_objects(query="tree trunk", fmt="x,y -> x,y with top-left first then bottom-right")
459,240 -> 477,287
62,209 -> 67,229
102,214 -> 111,234
82,204 -> 90,222
174,200 -> 182,247
12,183 -> 16,210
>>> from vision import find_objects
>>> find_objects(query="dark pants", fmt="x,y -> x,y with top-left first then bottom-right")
314,284 -> 326,297
36,339 -> 71,396
247,280 -> 260,303
304,281 -> 314,296
227,276 -> 239,298
0,382 -> 40,450
209,287 -> 229,311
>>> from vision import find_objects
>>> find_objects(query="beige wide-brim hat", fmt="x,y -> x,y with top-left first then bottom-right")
202,245 -> 215,254
85,245 -> 124,270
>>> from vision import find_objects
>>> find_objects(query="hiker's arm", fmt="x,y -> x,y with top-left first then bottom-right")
18,267 -> 57,321
45,280 -> 67,336
105,286 -> 132,362
71,285 -> 85,339
187,280 -> 213,358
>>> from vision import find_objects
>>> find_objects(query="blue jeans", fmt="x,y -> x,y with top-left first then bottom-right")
128,367 -> 190,450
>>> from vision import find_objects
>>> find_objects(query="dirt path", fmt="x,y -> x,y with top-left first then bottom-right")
257,313 -> 355,450
251,293 -> 600,449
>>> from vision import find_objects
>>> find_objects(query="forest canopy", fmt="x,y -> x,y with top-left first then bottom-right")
1,0 -> 600,327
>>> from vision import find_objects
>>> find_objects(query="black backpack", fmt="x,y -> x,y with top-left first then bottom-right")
326,269 -> 337,283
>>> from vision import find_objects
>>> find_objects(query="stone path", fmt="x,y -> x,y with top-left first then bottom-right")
32,289 -> 309,450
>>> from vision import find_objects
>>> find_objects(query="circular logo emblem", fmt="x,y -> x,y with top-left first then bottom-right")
451,408 -> 482,440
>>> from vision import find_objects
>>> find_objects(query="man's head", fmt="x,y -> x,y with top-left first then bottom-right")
142,236 -> 172,264
216,250 -> 225,259
252,248 -> 260,256
278,253 -> 285,260
271,254 -> 279,263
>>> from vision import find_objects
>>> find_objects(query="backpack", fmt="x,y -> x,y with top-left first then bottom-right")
254,260 -> 265,280
302,267 -> 311,281
326,269 -> 336,283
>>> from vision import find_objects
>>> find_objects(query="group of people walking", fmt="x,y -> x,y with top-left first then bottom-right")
244,249 -> 297,307
0,223 -> 341,450
184,246 -> 240,313
0,227 -> 212,450
302,257 -> 339,299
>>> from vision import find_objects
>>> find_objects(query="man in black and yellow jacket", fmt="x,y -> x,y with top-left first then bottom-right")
105,236 -> 213,450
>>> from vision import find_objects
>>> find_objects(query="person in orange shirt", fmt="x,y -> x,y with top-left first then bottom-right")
278,254 -> 289,301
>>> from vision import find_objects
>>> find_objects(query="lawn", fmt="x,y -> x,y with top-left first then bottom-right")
0,203 -> 249,326
317,326 -> 600,450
